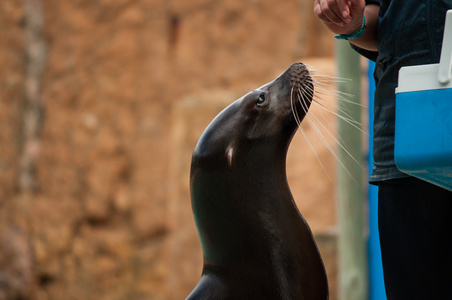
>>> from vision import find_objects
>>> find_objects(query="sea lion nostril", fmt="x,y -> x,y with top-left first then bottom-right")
289,62 -> 307,73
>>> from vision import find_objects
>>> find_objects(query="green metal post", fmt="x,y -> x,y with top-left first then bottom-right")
336,40 -> 368,300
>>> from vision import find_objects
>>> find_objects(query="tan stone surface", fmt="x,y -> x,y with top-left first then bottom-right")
0,1 -> 343,299
0,2 -> 23,202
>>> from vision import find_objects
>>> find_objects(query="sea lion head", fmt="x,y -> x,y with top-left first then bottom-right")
192,62 -> 313,169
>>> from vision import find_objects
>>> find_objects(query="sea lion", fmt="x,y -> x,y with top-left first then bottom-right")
187,62 -> 328,300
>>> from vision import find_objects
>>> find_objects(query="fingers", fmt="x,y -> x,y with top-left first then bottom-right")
314,0 -> 353,26
337,0 -> 352,19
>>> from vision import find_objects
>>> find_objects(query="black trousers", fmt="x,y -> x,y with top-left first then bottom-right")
378,177 -> 452,300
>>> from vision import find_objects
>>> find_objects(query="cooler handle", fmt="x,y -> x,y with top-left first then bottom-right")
438,10 -> 452,85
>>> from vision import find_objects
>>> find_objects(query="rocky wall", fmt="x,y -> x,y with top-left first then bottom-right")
0,0 -> 338,299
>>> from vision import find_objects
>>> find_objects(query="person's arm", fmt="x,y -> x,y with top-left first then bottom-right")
314,0 -> 379,52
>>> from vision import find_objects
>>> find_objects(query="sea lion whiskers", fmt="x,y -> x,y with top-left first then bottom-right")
306,78 -> 366,130
308,71 -> 369,148
297,89 -> 360,184
298,87 -> 363,168
309,81 -> 368,138
290,86 -> 334,183
292,68 -> 367,184
296,87 -> 345,183
306,69 -> 365,112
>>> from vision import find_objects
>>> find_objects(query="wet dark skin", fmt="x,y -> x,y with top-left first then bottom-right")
187,64 -> 328,300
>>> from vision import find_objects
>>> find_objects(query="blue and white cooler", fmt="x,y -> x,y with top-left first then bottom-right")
395,10 -> 452,191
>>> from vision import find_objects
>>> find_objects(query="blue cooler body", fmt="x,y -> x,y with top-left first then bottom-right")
395,63 -> 452,191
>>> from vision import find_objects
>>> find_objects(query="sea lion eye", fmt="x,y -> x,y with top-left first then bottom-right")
256,94 -> 266,106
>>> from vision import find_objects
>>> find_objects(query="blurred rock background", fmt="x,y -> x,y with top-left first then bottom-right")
0,0 -> 346,299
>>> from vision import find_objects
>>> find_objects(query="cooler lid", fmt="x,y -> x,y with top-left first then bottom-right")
396,64 -> 452,93
396,9 -> 452,93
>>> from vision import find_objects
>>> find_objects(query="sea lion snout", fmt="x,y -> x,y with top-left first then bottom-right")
288,62 -> 312,90
278,62 -> 314,125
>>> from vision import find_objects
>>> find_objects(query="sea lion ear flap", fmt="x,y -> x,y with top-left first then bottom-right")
226,145 -> 234,167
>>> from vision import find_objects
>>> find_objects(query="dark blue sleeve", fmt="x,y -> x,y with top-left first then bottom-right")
366,0 -> 380,5
350,0 -> 380,61
350,44 -> 379,61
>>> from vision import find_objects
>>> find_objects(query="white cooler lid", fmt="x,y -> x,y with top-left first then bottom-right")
396,9 -> 452,93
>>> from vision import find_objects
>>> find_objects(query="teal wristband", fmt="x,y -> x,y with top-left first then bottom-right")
334,16 -> 366,40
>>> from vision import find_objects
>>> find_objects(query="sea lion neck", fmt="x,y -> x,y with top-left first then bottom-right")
190,144 -> 293,265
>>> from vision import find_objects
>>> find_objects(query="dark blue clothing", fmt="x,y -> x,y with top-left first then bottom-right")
356,0 -> 452,183
378,177 -> 452,300
352,3 -> 452,300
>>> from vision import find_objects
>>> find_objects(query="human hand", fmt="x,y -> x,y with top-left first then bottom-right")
313,0 -> 366,35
